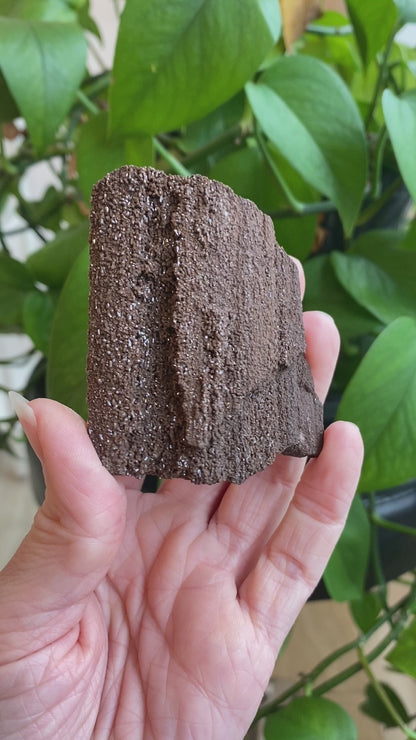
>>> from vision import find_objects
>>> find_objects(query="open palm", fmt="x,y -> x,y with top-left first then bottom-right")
0,311 -> 362,739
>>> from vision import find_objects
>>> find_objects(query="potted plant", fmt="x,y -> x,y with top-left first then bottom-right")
1,0 -> 416,734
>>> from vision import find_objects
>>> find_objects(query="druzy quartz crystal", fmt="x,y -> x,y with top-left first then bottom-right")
87,166 -> 323,484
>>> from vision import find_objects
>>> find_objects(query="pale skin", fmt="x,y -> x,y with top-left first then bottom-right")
0,267 -> 363,739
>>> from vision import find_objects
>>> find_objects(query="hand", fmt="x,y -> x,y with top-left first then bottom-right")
0,310 -> 363,739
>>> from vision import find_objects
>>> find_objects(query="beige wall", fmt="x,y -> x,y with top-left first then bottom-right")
323,0 -> 347,12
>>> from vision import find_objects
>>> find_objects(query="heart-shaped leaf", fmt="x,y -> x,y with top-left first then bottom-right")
110,0 -> 281,136
350,591 -> 383,634
77,112 -> 153,203
22,290 -> 56,355
303,255 -> 383,340
337,317 -> 416,491
26,221 -> 89,288
47,247 -> 88,417
246,55 -> 367,234
323,494 -> 370,602
383,89 -> 416,203
0,254 -> 34,331
331,252 -> 416,324
264,696 -> 357,739
346,0 -> 398,67
361,682 -> 411,726
349,229 -> 416,299
0,0 -> 78,21
0,18 -> 86,151
387,617 -> 416,678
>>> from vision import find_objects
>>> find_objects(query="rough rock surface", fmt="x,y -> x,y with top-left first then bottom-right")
87,166 -> 323,484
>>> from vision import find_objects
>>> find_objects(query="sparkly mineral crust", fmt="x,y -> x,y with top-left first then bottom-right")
87,166 -> 323,484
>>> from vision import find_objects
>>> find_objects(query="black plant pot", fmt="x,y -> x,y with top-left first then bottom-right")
319,169 -> 412,254
310,394 -> 416,599
24,359 -> 47,506
311,476 -> 416,600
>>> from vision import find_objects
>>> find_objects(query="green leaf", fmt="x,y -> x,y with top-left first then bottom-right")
0,0 -> 78,21
0,253 -> 34,330
22,289 -> 55,354
0,70 -> 19,123
382,89 -> 416,203
77,112 -> 153,203
26,221 -> 89,288
323,495 -> 371,602
402,217 -> 416,250
18,186 -> 65,232
0,253 -> 33,290
387,616 -> 416,677
110,0 -> 281,136
350,591 -> 382,633
337,317 -> 416,491
360,682 -> 411,727
246,55 -> 367,234
0,18 -> 87,151
264,696 -> 357,740
346,0 -> 398,67
303,12 -> 360,78
394,0 -> 416,21
47,247 -> 88,417
0,287 -> 27,331
274,214 -> 316,263
331,252 -> 416,324
179,92 -> 245,155
349,230 -> 416,298
210,145 -> 283,212
303,255 -> 383,341
77,0 -> 100,38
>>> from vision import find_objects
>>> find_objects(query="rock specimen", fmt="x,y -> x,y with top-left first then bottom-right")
87,166 -> 323,484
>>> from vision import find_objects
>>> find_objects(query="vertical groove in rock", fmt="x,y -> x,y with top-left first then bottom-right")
87,166 -> 323,484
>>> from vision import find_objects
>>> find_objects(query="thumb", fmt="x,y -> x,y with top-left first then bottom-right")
1,394 -> 126,655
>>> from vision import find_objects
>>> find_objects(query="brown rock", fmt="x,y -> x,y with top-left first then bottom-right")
87,166 -> 323,484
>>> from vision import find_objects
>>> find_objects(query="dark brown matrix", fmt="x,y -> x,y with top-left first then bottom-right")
87,166 -> 323,484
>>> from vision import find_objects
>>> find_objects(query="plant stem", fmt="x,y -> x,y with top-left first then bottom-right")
0,348 -> 35,365
314,608 -> 409,696
87,41 -> 108,73
256,128 -> 304,213
255,581 -> 416,722
356,177 -> 402,227
370,126 -> 388,199
357,646 -> 416,737
365,21 -> 400,130
0,414 -> 17,423
76,89 -> 100,116
153,138 -> 191,177
0,231 -> 10,255
256,128 -> 337,218
368,491 -> 390,621
1,224 -> 31,238
305,23 -> 353,36
81,72 -> 111,102
17,201 -> 48,243
182,124 -> 243,167
372,514 -> 416,540
268,200 -> 337,219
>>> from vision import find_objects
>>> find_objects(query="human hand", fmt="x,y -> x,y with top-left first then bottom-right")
0,292 -> 363,739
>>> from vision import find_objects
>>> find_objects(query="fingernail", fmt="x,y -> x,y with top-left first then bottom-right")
9,391 -> 37,428
314,310 -> 337,325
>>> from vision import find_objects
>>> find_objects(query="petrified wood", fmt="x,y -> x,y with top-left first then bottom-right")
87,166 -> 323,484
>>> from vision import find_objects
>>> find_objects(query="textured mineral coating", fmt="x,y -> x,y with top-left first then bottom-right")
87,166 -> 323,484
